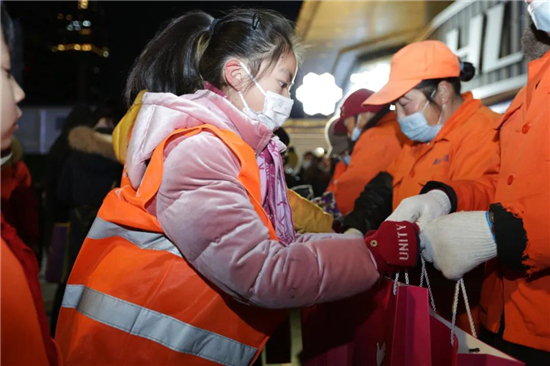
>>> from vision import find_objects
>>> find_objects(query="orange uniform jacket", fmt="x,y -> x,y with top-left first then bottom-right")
1,239 -> 51,366
441,52 -> 550,352
389,92 -> 501,210
326,161 -> 347,193
335,112 -> 406,215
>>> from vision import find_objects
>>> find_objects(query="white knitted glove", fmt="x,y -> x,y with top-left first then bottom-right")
386,190 -> 451,229
420,211 -> 497,280
344,228 -> 364,237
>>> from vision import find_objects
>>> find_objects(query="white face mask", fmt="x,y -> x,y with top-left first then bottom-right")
237,62 -> 294,130
397,90 -> 444,143
528,0 -> 550,32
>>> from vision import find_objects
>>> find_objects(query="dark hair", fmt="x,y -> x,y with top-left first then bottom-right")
125,9 -> 301,106
274,126 -> 290,146
1,2 -> 15,50
414,61 -> 476,105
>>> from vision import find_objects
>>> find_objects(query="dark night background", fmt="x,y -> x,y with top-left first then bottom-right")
5,1 -> 303,106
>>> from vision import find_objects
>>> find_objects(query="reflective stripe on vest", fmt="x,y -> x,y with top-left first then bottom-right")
87,217 -> 182,257
61,217 -> 257,366
62,285 -> 256,366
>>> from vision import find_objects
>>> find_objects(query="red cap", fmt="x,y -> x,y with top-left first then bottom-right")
334,89 -> 385,133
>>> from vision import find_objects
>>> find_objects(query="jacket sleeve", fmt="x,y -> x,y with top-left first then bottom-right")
156,132 -> 380,309
335,130 -> 402,216
342,172 -> 394,235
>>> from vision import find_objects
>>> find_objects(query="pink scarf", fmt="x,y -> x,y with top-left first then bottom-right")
204,82 -> 295,243
257,139 -> 296,245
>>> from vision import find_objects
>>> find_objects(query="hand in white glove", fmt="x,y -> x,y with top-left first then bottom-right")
344,228 -> 364,237
420,211 -> 497,280
385,190 -> 451,229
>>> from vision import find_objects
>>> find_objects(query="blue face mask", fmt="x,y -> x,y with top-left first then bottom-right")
351,127 -> 361,142
343,155 -> 351,166
398,93 -> 443,142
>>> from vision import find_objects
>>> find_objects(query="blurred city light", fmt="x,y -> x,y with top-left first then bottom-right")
349,62 -> 391,93
296,72 -> 343,116
78,0 -> 89,10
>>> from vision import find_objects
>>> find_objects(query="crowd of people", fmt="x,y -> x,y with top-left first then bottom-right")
1,1 -> 549,366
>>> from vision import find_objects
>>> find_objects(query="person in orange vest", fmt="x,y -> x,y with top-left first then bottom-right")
389,2 -> 550,364
341,40 -> 501,332
331,88 -> 408,216
56,9 -> 420,366
1,4 -> 61,366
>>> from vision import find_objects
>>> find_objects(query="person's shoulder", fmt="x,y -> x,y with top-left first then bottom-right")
168,130 -> 231,155
163,130 -> 241,177
459,102 -> 501,135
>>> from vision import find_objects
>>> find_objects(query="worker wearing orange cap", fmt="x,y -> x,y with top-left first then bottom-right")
342,40 -> 501,331
343,40 -> 500,235
387,2 -> 550,363
330,88 -> 407,215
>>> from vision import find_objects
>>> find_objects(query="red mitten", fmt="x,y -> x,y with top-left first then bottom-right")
365,221 -> 419,274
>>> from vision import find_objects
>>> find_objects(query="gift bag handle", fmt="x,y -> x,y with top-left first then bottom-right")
419,256 -> 437,312
450,278 -> 477,345
392,270 -> 410,295
418,257 -> 477,345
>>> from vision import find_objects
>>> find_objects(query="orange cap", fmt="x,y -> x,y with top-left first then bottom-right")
364,40 -> 460,106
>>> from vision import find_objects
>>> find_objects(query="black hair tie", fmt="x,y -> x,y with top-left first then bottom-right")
209,18 -> 219,35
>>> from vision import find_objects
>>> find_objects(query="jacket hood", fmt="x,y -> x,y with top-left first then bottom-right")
68,126 -> 117,161
126,89 -> 274,189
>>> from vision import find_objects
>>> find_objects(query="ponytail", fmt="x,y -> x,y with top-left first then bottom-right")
124,11 -> 214,105
459,61 -> 475,82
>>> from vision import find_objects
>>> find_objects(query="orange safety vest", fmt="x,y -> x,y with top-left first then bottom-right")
56,125 -> 288,366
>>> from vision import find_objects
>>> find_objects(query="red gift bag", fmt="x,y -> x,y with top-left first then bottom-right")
427,276 -> 524,366
430,313 -> 459,366
353,277 -> 432,366
301,295 -> 362,366
431,311 -> 524,366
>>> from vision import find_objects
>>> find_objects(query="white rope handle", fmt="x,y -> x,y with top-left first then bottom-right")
450,281 -> 460,346
393,272 -> 400,295
392,270 -> 410,296
419,256 -> 437,312
460,279 -> 477,338
450,278 -> 477,346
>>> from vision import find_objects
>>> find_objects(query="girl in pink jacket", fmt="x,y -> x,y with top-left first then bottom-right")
121,9 -> 417,309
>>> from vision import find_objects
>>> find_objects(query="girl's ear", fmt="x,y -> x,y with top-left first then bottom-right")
224,59 -> 247,92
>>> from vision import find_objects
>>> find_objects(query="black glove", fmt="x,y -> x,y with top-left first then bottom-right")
342,172 -> 393,234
